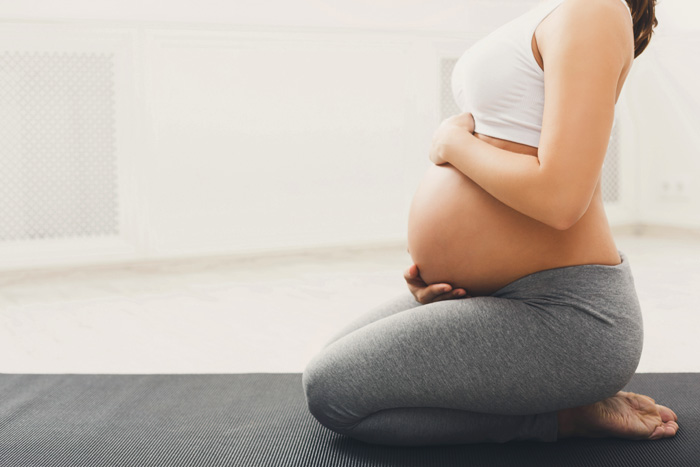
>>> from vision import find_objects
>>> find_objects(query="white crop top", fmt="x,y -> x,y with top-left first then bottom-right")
451,0 -> 632,148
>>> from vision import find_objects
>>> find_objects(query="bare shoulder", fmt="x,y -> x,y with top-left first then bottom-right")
539,0 -> 634,66
547,0 -> 634,32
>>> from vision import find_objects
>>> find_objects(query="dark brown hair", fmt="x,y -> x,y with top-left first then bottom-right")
625,0 -> 659,58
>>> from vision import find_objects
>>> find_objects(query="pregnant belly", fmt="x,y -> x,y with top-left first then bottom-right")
407,163 -> 570,296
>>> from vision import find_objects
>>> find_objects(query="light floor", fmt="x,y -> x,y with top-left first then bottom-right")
1,226 -> 699,374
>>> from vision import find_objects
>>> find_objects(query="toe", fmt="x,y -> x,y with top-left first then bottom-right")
650,421 -> 679,440
667,420 -> 679,436
660,421 -> 679,439
657,404 -> 678,423
649,425 -> 665,440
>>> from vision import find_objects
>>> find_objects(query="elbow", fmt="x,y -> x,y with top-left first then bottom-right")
543,199 -> 588,231
548,213 -> 581,231
537,174 -> 595,230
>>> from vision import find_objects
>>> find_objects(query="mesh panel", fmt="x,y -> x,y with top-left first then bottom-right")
441,58 -> 461,120
0,52 -> 119,241
601,122 -> 621,203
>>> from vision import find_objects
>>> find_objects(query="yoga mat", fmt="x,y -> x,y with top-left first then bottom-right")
0,373 -> 696,466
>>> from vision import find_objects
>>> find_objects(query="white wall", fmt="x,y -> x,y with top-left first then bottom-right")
0,0 -> 536,33
142,29 -> 428,254
623,0 -> 700,229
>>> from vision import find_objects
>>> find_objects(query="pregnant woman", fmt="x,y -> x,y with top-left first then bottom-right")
303,0 -> 679,445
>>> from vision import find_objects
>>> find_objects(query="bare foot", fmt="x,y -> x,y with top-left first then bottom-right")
558,391 -> 679,440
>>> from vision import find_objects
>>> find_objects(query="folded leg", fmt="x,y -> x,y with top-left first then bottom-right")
303,293 -> 633,446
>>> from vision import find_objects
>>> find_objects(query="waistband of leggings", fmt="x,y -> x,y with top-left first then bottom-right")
490,250 -> 635,301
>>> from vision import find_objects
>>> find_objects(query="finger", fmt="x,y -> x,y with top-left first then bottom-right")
429,290 -> 469,303
404,264 -> 422,280
403,265 -> 421,284
421,284 -> 452,303
405,265 -> 437,288
422,286 -> 472,303
444,288 -> 469,299
405,276 -> 428,288
432,284 -> 452,294
431,285 -> 470,297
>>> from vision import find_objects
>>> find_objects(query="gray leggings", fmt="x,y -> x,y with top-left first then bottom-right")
302,251 -> 644,446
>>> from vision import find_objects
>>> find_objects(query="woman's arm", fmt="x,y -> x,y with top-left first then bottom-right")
434,0 -> 632,230
434,128 -> 574,229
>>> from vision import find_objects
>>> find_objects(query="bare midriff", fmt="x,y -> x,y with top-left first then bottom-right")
406,133 -> 622,297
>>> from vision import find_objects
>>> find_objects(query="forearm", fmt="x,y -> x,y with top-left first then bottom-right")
441,129 -> 577,229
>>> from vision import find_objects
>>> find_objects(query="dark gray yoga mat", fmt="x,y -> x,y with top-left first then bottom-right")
0,372 -> 696,466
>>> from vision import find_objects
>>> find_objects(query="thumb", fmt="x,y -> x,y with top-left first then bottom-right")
404,264 -> 425,284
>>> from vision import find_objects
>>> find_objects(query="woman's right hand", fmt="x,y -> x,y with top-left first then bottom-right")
403,264 -> 470,304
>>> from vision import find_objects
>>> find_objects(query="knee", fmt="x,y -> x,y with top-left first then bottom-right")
301,354 -> 358,434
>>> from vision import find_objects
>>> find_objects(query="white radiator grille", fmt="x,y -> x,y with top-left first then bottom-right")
441,57 -> 461,120
601,122 -> 621,203
0,52 -> 119,241
440,57 -> 621,204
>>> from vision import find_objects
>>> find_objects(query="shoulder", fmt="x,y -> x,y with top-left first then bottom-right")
578,0 -> 632,33
539,0 -> 633,69
556,0 -> 633,27
542,0 -> 633,55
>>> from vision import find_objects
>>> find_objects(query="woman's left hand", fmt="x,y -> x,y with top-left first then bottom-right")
429,113 -> 475,165
404,264 -> 470,305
